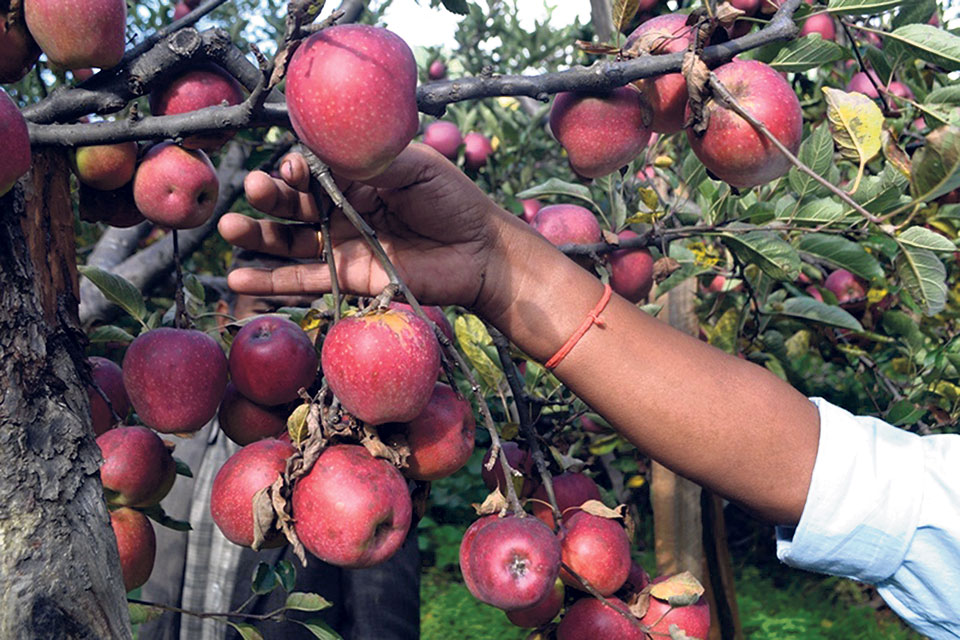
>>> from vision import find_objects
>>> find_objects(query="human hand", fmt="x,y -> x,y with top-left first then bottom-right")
218,143 -> 524,315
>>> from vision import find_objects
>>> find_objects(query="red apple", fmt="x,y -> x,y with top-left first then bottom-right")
133,142 -> 219,229
556,596 -> 644,640
481,441 -> 536,497
211,438 -> 294,548
172,1 -> 190,19
824,268 -> 865,302
97,426 -> 176,507
506,577 -> 564,628
87,356 -> 130,435
703,274 -> 727,293
625,14 -> 695,134
640,579 -> 711,640
24,0 -> 125,69
72,142 -> 138,191
428,59 -> 447,80
422,121 -> 463,160
608,230 -> 654,303
321,309 -> 441,425
459,515 -> 499,596
686,59 -> 802,189
799,13 -> 836,40
806,285 -> 824,303
286,24 -> 418,181
400,383 -> 475,481
560,511 -> 631,596
463,132 -> 494,170
0,89 -> 31,198
549,87 -> 652,177
122,328 -> 228,433
292,444 -> 413,568
846,70 -> 882,99
729,0 -> 761,14
0,9 -> 41,83
229,315 -> 318,406
387,301 -> 454,342
624,560 -> 652,593
149,65 -> 245,151
531,204 -> 602,248
110,507 -> 156,592
218,382 -> 288,446
531,472 -> 602,530
71,67 -> 94,82
520,199 -> 541,224
464,515 -> 562,610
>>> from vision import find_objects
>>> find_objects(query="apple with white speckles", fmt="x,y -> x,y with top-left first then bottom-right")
132,142 -> 220,229
24,0 -> 126,69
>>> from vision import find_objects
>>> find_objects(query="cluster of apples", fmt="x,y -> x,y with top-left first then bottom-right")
422,121 -> 495,170
466,450 -> 711,637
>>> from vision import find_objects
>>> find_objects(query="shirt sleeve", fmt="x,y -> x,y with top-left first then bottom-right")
776,398 -> 960,639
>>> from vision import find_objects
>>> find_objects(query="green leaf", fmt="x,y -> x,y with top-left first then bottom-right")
892,0 -> 936,28
923,86 -> 960,109
780,198 -> 853,226
767,297 -> 864,331
895,246 -> 947,316
140,504 -> 192,531
454,314 -> 502,389
295,619 -> 344,640
285,592 -> 333,612
173,457 -> 192,478
770,35 -> 844,73
251,562 -> 277,595
87,325 -> 136,344
613,0 -> 640,32
515,178 -> 595,208
128,602 -> 165,624
887,24 -> 960,72
885,399 -> 926,426
78,266 -> 147,323
788,125 -> 835,199
722,231 -> 802,281
276,560 -> 296,592
911,126 -> 960,202
439,0 -> 468,14
656,263 -> 710,296
881,310 -> 925,350
827,0 -> 903,15
897,226 -> 956,252
227,622 -> 264,640
796,233 -> 885,282
183,273 -> 205,304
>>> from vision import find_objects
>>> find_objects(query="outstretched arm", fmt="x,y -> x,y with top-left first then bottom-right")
218,145 -> 820,525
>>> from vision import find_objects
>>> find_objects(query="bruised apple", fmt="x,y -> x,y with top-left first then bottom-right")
292,444 -> 412,568
321,309 -> 440,425
285,25 -> 418,181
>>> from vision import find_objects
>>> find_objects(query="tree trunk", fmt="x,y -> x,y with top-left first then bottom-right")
590,0 -> 615,43
0,151 -> 131,639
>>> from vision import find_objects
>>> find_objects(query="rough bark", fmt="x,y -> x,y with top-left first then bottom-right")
0,151 -> 131,638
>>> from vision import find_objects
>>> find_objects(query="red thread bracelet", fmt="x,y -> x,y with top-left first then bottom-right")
544,284 -> 612,370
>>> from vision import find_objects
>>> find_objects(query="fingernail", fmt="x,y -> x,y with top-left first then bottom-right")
280,161 -> 293,181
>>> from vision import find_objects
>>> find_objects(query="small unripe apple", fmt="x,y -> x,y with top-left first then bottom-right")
149,65 -> 245,151
481,441 -> 536,497
824,268 -> 866,303
560,511 -> 632,596
211,438 -> 294,548
97,426 -> 176,507
286,24 -> 418,181
218,382 -> 288,446
463,132 -> 494,170
686,59 -> 802,189
0,10 -> 41,83
321,309 -> 441,425
531,472 -> 602,530
506,577 -> 564,628
72,142 -> 138,191
400,383 -> 475,481
428,59 -> 447,80
110,507 -> 156,592
549,87 -> 652,177
133,142 -> 219,229
87,356 -> 130,436
531,204 -> 602,248
556,596 -> 644,640
122,328 -> 228,433
640,577 -> 711,639
463,515 -> 562,610
0,89 -> 31,198
422,121 -> 463,160
24,0 -> 126,69
229,315 -> 318,406
608,230 -> 654,303
625,14 -> 695,134
292,444 -> 413,568
387,301 -> 454,342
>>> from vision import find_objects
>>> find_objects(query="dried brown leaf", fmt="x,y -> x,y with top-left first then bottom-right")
473,489 -> 509,515
602,229 -> 621,246
579,499 -> 626,519
649,570 -> 705,607
575,40 -> 621,56
627,587 -> 652,618
715,2 -> 745,29
683,52 -> 711,135
653,257 -> 682,283
251,485 -> 277,551
882,128 -> 911,179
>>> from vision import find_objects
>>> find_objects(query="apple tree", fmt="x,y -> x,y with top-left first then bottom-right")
0,0 -> 958,638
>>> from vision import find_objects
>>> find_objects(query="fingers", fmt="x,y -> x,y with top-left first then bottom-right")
278,153 -> 310,191
227,264 -> 333,297
244,153 -> 321,222
218,213 -> 321,259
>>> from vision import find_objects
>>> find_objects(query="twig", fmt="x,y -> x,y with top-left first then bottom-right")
559,562 -> 647,632
126,598 -> 286,622
838,18 -> 891,115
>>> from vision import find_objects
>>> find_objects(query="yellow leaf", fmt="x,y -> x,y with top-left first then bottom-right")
496,96 -> 519,111
490,135 -> 501,152
866,287 -> 888,304
612,0 -> 640,32
299,307 -> 325,333
638,187 -> 660,211
624,211 -> 665,224
653,154 -> 673,168
822,87 -> 883,195
455,314 -> 502,388
626,475 -> 646,489
579,499 -> 625,519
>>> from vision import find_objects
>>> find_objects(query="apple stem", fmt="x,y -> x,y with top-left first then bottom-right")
559,561 -> 648,632
305,176 -> 341,323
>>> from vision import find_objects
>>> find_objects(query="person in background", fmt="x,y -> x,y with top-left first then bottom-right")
138,249 -> 420,640
216,144 -> 960,639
